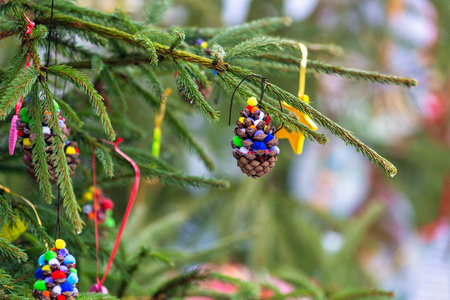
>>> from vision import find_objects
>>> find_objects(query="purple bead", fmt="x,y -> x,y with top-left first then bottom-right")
59,266 -> 68,272
195,38 -> 204,45
58,248 -> 69,257
45,277 -> 54,283
254,130 -> 264,136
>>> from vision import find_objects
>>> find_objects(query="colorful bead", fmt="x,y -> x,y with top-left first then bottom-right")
44,250 -> 57,262
19,108 -> 30,123
64,255 -> 76,265
34,280 -> 46,291
232,136 -> 243,147
247,97 -> 258,106
23,138 -> 31,146
55,239 -> 66,250
65,146 -> 76,155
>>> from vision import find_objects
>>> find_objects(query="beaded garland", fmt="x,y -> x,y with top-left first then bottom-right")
231,97 -> 280,178
33,239 -> 79,300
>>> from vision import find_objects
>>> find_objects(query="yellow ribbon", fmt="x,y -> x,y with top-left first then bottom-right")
0,184 -> 48,250
276,43 -> 317,154
298,43 -> 308,98
152,88 -> 171,158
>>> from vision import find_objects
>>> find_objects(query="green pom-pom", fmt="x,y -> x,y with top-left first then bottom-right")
34,280 -> 46,291
70,268 -> 77,274
232,136 -> 243,147
105,217 -> 115,228
44,250 -> 57,262
19,108 -> 30,123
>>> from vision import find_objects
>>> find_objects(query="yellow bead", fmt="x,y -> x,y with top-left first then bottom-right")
200,41 -> 208,49
23,138 -> 31,146
247,97 -> 258,106
42,265 -> 51,271
65,146 -> 76,155
239,117 -> 245,123
55,239 -> 66,249
82,191 -> 93,202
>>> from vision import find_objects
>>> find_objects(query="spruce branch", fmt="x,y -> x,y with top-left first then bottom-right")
29,85 -> 53,203
170,27 -> 185,51
308,60 -> 418,88
0,238 -> 27,262
208,16 -> 292,46
151,268 -> 211,299
47,64 -> 115,140
174,60 -> 219,121
330,289 -> 395,300
0,66 -> 39,118
39,80 -> 83,232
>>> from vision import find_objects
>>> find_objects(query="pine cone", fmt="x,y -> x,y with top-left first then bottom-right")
16,103 -> 79,184
33,239 -> 79,300
231,97 -> 280,178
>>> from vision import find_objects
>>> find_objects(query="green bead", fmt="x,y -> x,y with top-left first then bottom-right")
233,136 -> 243,147
19,108 -> 30,123
44,250 -> 57,262
53,100 -> 59,111
70,268 -> 77,274
34,280 -> 46,291
105,217 -> 115,228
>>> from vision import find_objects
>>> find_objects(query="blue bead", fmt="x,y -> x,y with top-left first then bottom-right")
64,254 -> 76,265
61,281 -> 73,292
264,134 -> 275,144
67,273 -> 79,285
253,141 -> 267,151
38,254 -> 45,266
35,268 -> 45,280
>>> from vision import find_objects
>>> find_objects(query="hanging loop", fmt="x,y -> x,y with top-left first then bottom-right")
228,74 -> 267,126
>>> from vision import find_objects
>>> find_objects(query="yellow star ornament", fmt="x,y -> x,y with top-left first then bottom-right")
276,95 -> 318,154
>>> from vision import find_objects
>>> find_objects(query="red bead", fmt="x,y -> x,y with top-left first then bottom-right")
17,130 -> 24,136
101,199 -> 114,210
246,105 -> 253,111
51,270 -> 66,280
265,116 -> 271,125
57,295 -> 66,300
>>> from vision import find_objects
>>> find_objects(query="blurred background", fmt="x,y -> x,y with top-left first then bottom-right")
78,0 -> 450,298
3,0 -> 450,299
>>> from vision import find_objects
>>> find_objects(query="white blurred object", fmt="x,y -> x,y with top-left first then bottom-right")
407,221 -> 450,300
322,230 -> 344,253
288,136 -> 370,218
222,0 -> 252,25
283,0 -> 318,21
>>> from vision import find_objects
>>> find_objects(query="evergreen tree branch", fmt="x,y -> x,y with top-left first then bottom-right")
47,64 -> 115,140
29,84 -> 53,203
0,238 -> 27,262
0,66 -> 39,117
40,80 -> 83,232
330,289 -> 395,300
151,268 -> 211,299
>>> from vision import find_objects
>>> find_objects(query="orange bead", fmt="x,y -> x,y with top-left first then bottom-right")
251,107 -> 259,114
43,291 -> 50,297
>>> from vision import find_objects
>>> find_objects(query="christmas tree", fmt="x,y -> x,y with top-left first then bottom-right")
0,0 -> 432,299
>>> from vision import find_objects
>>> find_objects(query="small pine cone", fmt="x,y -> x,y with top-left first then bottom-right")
16,104 -> 79,183
231,97 -> 280,178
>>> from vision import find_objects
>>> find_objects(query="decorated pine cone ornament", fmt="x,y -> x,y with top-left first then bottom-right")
79,187 -> 115,228
231,97 -> 280,178
16,99 -> 80,184
33,239 -> 79,300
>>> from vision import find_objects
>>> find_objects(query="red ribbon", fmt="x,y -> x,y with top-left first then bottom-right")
92,138 -> 140,291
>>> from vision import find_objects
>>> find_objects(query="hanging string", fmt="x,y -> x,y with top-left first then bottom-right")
92,150 -> 101,289
92,138 -> 140,291
55,187 -> 61,241
228,74 -> 284,132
